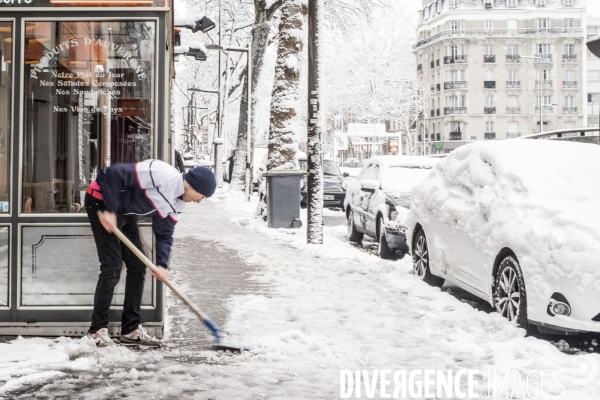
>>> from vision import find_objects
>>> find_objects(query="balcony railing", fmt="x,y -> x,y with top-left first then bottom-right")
449,132 -> 462,140
417,63 -> 423,71
436,108 -> 441,116
535,105 -> 554,114
413,28 -> 583,51
443,55 -> 467,64
506,106 -> 521,114
444,107 -> 467,115
563,106 -> 577,114
506,81 -> 521,89
563,54 -> 576,62
485,132 -> 496,140
507,132 -> 520,139
484,107 -> 496,114
484,81 -> 496,89
535,80 -> 553,88
534,53 -> 553,62
484,55 -> 496,63
506,54 -> 521,63
444,81 -> 468,90
563,80 -> 577,88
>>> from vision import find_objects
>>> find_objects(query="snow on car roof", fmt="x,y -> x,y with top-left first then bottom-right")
365,155 -> 440,169
408,139 -> 600,292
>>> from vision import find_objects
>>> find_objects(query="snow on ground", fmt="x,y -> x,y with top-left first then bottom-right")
1,189 -> 600,399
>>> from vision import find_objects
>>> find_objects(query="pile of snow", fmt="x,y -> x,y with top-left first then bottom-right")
408,139 -> 600,307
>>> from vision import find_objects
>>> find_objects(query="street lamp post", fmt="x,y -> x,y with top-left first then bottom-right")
522,55 -> 543,133
205,44 -> 253,200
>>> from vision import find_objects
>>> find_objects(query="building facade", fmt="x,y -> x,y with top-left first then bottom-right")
587,17 -> 600,128
412,0 -> 586,155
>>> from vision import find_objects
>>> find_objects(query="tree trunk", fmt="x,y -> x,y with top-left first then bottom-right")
256,0 -> 307,219
230,0 -> 283,192
267,0 -> 307,171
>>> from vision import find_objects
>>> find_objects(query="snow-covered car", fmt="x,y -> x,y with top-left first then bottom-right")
406,140 -> 600,334
299,154 -> 348,209
345,156 -> 438,259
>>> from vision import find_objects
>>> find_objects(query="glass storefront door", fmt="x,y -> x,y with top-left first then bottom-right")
22,20 -> 156,214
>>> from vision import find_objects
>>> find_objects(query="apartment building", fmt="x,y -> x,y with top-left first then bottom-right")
412,0 -> 586,155
587,17 -> 600,128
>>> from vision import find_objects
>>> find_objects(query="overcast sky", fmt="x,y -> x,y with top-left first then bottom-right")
405,2 -> 600,18
590,2 -> 600,17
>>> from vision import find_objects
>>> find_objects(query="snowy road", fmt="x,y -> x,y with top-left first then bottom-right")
1,192 -> 600,399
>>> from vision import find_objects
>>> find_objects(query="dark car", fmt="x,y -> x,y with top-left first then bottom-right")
299,156 -> 348,209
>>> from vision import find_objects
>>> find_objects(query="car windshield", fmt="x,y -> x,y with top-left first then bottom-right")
380,166 -> 432,193
299,160 -> 341,176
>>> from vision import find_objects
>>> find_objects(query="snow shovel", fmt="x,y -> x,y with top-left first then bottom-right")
98,211 -> 248,352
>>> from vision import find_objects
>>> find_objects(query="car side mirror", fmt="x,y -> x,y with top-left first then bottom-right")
360,187 -> 375,193
343,172 -> 349,178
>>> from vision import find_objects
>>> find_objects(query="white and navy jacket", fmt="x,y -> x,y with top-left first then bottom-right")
95,159 -> 186,268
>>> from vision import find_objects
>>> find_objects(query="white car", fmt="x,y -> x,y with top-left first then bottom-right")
345,156 -> 439,259
406,140 -> 600,334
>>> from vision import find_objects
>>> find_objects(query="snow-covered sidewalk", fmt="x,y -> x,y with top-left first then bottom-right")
1,191 -> 599,399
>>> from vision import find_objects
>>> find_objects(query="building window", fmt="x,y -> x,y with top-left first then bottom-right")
564,69 -> 575,81
565,96 -> 575,107
588,93 -> 600,103
508,44 -> 518,56
485,68 -> 495,81
485,95 -> 495,107
508,122 -> 519,136
564,43 -> 575,56
588,116 -> 599,127
509,96 -> 519,106
537,95 -> 552,106
449,0 -> 457,8
484,44 -> 494,56
537,68 -> 551,80
535,0 -> 548,7
485,121 -> 495,132
451,121 -> 461,131
22,21 -> 156,214
507,0 -> 517,7
484,20 -> 494,31
536,18 -> 549,32
537,43 -> 551,55
563,0 -> 574,7
508,69 -> 519,81
564,18 -> 574,29
589,71 -> 600,81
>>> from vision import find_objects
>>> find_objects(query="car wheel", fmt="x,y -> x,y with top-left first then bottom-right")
377,216 -> 394,260
412,230 -> 444,287
494,256 -> 528,328
347,209 -> 363,243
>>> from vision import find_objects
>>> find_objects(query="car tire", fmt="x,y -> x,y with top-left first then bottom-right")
494,255 -> 528,328
377,216 -> 395,260
347,209 -> 363,243
412,230 -> 444,287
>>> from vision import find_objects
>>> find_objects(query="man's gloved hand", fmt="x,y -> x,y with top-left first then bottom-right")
152,266 -> 169,282
99,211 -> 117,233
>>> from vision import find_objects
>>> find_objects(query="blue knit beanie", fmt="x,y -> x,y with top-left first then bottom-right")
184,166 -> 217,197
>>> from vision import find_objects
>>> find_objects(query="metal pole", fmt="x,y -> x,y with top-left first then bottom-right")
539,57 -> 543,134
307,0 -> 323,244
245,44 -> 252,201
215,3 -> 224,188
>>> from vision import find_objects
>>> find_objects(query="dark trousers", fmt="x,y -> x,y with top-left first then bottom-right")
85,193 -> 146,335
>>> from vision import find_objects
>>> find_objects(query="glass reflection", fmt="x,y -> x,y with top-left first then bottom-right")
22,21 -> 155,213
0,22 -> 12,213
